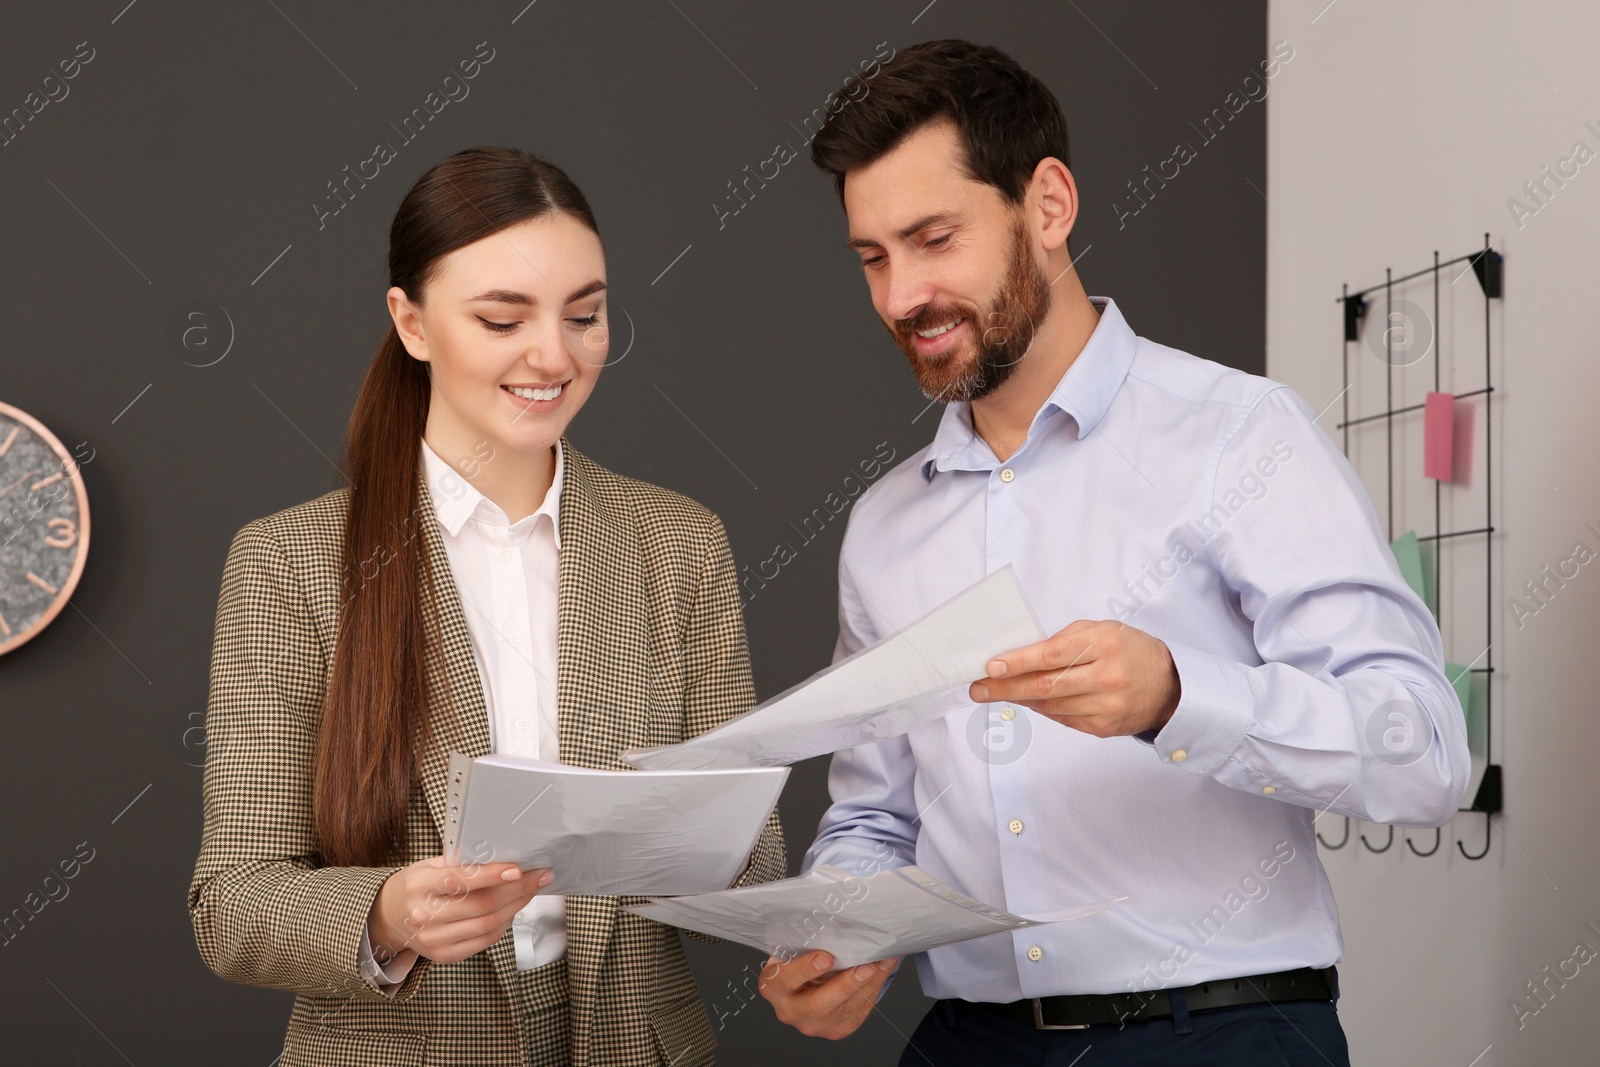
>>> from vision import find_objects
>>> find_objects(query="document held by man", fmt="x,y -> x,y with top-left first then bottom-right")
624,565 -> 1047,771
442,752 -> 788,895
627,865 -> 1125,970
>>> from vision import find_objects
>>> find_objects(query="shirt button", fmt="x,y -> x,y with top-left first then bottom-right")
514,718 -> 528,733
1008,819 -> 1024,835
514,913 -> 529,925
1262,786 -> 1277,795
1000,706 -> 1017,721
1171,748 -> 1188,762
999,468 -> 1015,483
497,549 -> 511,562
1027,945 -> 1043,962
508,634 -> 522,648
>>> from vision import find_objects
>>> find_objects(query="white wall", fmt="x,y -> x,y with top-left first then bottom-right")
1266,1 -> 1600,1062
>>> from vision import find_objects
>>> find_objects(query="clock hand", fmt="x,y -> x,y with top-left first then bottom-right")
0,469 -> 41,500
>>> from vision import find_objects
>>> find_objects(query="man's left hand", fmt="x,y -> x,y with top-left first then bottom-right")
969,620 -> 1182,738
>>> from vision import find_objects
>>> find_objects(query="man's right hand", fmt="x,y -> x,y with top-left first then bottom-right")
758,950 -> 900,1039
368,855 -> 553,967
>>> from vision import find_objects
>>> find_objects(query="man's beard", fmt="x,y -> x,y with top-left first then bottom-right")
889,219 -> 1053,404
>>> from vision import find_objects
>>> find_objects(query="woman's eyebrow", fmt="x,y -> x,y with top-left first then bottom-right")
466,288 -> 534,305
565,280 -> 606,303
465,281 -> 606,305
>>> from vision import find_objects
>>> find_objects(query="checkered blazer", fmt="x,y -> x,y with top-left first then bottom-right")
188,436 -> 786,1066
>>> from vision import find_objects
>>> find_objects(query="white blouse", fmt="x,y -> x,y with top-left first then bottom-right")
360,438 -> 567,987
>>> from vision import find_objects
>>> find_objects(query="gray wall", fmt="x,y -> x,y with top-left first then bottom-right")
0,1 -> 1266,1062
1266,1 -> 1600,1062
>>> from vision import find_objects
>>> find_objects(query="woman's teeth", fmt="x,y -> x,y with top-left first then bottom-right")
917,318 -> 964,339
506,384 -> 563,401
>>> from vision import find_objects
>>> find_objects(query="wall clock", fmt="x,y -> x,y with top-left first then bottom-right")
0,401 -> 91,655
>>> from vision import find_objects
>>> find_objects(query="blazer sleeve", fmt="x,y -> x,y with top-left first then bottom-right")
187,518 -> 431,1003
680,513 -> 787,896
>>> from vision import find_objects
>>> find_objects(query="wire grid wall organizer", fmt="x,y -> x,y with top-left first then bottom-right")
1318,234 -> 1503,860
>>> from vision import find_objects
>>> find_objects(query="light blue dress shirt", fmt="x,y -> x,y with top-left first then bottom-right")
802,296 -> 1471,1002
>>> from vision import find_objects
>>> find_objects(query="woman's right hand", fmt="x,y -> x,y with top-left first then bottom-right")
368,855 -> 553,966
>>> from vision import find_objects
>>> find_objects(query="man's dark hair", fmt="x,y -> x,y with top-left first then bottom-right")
810,39 -> 1070,206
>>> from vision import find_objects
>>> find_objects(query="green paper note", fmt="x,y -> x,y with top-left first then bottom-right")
1445,661 -> 1471,715
1446,660 -> 1486,757
1390,531 -> 1430,607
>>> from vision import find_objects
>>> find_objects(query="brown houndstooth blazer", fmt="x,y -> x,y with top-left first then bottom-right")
188,436 -> 786,1067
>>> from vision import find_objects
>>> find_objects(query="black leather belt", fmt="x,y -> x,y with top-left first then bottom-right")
983,966 -> 1336,1030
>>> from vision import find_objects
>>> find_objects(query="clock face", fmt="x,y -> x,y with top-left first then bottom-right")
0,402 -> 91,655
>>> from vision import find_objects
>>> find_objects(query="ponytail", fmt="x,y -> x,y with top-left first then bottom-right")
315,326 -> 440,866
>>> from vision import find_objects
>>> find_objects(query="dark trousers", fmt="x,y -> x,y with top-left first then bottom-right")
898,990 -> 1351,1067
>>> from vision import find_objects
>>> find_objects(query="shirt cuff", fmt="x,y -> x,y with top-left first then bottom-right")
359,920 -> 417,988
874,957 -> 903,1003
1151,641 -> 1255,776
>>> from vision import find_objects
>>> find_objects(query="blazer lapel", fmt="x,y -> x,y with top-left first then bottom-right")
412,436 -> 652,791
552,436 -> 652,768
411,438 -> 652,1055
546,436 -> 652,1057
414,468 -> 495,834
411,468 -> 541,1011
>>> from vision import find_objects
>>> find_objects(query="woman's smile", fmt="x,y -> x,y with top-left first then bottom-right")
501,380 -> 569,415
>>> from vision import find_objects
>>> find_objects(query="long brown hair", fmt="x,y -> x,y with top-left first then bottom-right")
316,146 -> 599,867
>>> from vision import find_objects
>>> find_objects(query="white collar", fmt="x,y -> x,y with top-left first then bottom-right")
419,437 -> 563,547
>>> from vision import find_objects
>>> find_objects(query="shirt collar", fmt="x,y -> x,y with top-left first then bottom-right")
420,437 -> 564,548
921,295 -> 1137,480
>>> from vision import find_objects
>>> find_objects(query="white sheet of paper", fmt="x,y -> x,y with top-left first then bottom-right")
624,566 -> 1047,771
441,752 -> 788,895
626,865 -> 1125,969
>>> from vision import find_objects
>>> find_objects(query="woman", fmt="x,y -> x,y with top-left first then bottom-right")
188,146 -> 785,1066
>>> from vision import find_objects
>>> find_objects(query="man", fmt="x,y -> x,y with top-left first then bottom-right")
757,39 -> 1469,1065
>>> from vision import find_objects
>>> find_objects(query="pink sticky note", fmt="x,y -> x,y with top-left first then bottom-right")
1424,392 -> 1454,481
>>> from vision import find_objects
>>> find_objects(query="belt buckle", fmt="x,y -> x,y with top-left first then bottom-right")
1031,998 -> 1090,1030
